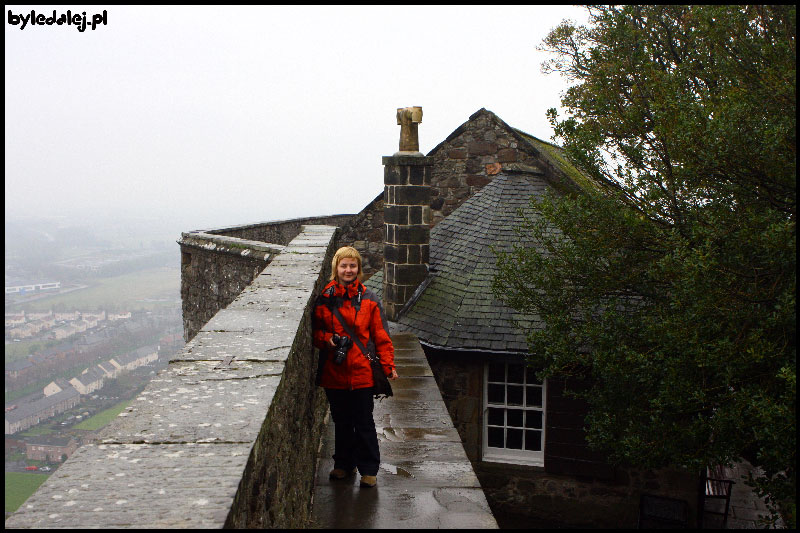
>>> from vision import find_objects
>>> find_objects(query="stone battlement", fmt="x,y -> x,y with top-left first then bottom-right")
6,225 -> 339,528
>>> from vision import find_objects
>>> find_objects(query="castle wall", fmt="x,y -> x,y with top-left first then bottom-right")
178,215 -> 353,342
6,226 -> 339,529
202,214 -> 354,246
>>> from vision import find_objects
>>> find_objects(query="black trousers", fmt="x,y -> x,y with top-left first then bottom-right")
325,388 -> 380,476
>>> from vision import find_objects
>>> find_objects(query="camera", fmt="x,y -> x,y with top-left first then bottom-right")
332,334 -> 352,364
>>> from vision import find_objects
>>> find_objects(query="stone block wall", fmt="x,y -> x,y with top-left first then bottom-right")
201,214 -> 354,246
179,232 -> 285,342
337,192 -> 384,279
6,226 -> 339,529
178,215 -> 356,343
426,108 -> 567,227
423,347 -> 699,528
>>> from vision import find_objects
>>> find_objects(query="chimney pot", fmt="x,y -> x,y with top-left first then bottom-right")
383,107 -> 433,320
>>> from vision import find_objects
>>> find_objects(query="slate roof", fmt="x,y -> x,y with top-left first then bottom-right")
367,171 -> 555,353
75,366 -> 106,385
5,387 -> 80,424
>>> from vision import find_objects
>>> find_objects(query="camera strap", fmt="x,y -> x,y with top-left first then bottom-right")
330,306 -> 377,364
328,297 -> 393,400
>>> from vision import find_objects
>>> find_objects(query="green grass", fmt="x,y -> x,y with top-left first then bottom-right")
17,425 -> 57,438
11,267 -> 180,314
5,339 -> 64,365
73,400 -> 132,431
5,472 -> 50,513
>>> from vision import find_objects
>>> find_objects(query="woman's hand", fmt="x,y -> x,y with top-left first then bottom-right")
388,369 -> 399,381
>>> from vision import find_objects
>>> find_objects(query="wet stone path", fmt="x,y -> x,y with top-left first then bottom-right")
310,332 -> 498,529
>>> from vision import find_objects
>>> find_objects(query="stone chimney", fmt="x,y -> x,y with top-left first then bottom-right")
383,107 -> 433,321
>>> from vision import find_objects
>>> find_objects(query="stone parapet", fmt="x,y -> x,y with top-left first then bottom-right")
179,231 -> 286,258
179,231 -> 280,343
179,217 -> 357,343
6,225 -> 339,529
196,214 -> 354,246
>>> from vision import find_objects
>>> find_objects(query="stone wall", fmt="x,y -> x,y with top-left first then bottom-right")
6,226 -> 339,529
426,108 -> 573,226
423,347 -> 699,528
201,214 -> 354,246
337,193 -> 384,279
179,232 -> 284,342
179,215 -> 354,342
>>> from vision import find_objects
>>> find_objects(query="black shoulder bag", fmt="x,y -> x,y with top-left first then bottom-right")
330,306 -> 393,400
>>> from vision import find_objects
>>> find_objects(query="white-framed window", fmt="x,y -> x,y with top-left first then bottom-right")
482,360 -> 546,466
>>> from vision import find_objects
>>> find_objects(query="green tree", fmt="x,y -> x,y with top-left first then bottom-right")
494,5 -> 795,526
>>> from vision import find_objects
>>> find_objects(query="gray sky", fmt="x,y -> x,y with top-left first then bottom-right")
5,5 -> 588,233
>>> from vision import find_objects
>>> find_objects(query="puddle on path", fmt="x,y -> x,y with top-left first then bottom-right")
380,462 -> 414,478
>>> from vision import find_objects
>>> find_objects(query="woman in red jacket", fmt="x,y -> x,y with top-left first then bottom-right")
313,246 -> 397,488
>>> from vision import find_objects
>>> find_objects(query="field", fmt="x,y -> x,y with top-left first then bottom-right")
5,339 -> 60,363
74,400 -> 132,431
5,472 -> 50,513
10,267 -> 180,314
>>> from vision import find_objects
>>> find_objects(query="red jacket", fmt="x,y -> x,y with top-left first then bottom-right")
313,279 -> 395,390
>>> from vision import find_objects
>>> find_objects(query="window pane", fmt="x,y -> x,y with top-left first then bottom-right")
507,364 -> 524,383
488,407 -> 504,426
488,384 -> 505,404
507,409 -> 523,428
507,428 -> 523,449
488,427 -> 504,448
488,362 -> 505,382
526,386 -> 542,407
507,385 -> 523,405
525,430 -> 542,451
526,367 -> 541,385
525,410 -> 542,429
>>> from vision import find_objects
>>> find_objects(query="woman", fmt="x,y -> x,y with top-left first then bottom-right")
313,246 -> 398,488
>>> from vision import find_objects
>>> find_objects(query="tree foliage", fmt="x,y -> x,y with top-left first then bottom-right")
494,5 -> 795,526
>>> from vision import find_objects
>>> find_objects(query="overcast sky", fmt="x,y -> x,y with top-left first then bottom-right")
5,5 -> 588,234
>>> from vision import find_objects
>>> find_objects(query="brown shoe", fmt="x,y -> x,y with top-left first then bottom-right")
360,475 -> 377,488
329,467 -> 356,480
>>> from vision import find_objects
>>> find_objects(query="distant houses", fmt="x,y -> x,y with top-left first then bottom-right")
4,387 -> 80,435
25,435 -> 79,463
4,345 -> 160,435
5,308 -> 120,341
69,366 -> 107,395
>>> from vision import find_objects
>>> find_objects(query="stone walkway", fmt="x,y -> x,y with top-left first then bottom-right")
309,332 -> 498,529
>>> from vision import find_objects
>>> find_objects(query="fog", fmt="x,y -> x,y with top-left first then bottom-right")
5,5 -> 588,240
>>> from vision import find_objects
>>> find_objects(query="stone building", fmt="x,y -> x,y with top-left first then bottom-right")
358,109 -> 699,527
25,435 -> 79,463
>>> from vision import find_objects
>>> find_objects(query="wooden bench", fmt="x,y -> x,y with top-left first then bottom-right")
699,465 -> 735,528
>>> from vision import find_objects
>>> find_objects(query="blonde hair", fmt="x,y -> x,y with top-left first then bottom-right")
330,246 -> 363,282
